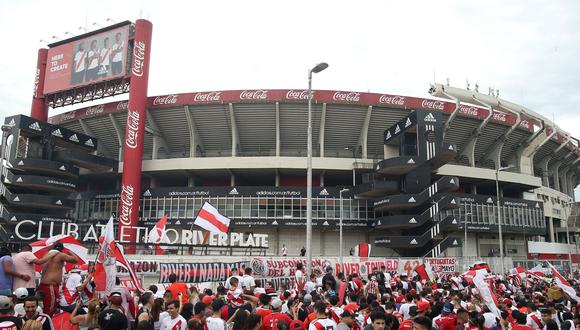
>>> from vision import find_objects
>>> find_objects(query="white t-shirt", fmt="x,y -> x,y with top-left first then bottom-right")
224,275 -> 243,289
295,269 -> 305,288
399,303 -> 416,320
160,315 -> 187,330
304,281 -> 316,294
483,312 -> 497,328
309,318 -> 337,330
242,275 -> 256,290
156,312 -> 169,330
206,316 -> 228,330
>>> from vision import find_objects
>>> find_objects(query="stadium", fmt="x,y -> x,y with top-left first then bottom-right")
13,83 -> 570,261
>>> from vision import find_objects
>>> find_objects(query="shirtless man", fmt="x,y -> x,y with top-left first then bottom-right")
38,242 -> 78,316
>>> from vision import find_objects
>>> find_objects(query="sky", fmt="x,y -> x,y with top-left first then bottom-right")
0,0 -> 579,194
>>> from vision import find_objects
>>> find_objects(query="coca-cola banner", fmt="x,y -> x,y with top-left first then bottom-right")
48,89 -> 530,132
118,20 -> 153,253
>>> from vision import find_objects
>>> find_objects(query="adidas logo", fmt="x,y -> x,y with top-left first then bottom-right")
69,134 -> 79,142
407,158 -> 415,164
17,160 -> 24,166
10,216 -> 17,222
229,188 -> 239,195
394,125 -> 401,134
143,190 -> 151,197
410,239 -> 418,245
424,113 -> 437,122
272,220 -> 279,225
449,178 -> 455,184
535,202 -> 540,208
450,199 -> 456,204
408,197 -> 416,203
322,221 -> 329,226
8,119 -> 15,126
13,196 -> 20,202
29,122 -> 41,131
55,200 -> 62,205
175,220 -> 181,225
452,239 -> 459,245
409,217 -> 417,224
376,220 -> 382,226
452,218 -> 458,224
448,145 -> 454,150
405,118 -> 412,127
52,129 -> 63,138
16,177 -> 22,183
486,197 -> 493,203
85,139 -> 95,147
319,188 -> 329,196
385,131 -> 392,140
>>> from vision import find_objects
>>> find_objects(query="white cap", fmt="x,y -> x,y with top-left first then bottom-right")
13,288 -> 28,299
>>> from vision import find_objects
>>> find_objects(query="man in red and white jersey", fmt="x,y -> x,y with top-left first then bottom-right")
525,304 -> 544,330
85,39 -> 100,81
160,300 -> 186,330
262,298 -> 293,330
98,37 -> 112,77
59,269 -> 82,311
72,42 -> 87,84
432,303 -> 455,330
111,32 -> 125,75
327,296 -> 344,324
309,301 -> 337,330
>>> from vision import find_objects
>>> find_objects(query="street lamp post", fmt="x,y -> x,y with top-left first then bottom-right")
306,62 -> 328,277
495,165 -> 513,275
339,188 -> 350,269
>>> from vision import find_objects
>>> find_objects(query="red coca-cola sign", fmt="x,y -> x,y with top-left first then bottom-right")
240,90 -> 268,100
132,41 -> 146,77
193,91 -> 222,102
153,94 -> 178,106
378,95 -> 405,106
421,99 -> 445,111
286,90 -> 312,100
458,105 -> 480,118
333,91 -> 360,102
492,110 -> 507,123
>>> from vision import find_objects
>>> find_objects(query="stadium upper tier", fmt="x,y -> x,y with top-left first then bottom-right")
48,87 -> 579,196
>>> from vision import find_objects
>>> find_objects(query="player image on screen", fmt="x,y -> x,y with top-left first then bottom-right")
86,39 -> 100,81
98,37 -> 112,78
71,42 -> 87,84
111,32 -> 124,75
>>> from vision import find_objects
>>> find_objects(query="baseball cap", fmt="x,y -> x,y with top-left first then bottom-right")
271,298 -> 284,309
0,296 -> 12,311
417,301 -> 430,312
303,294 -> 312,303
442,302 -> 453,314
408,306 -> 418,316
13,288 -> 28,299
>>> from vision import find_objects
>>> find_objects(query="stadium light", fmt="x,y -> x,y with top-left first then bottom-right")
495,165 -> 514,276
339,188 -> 350,269
306,62 -> 329,277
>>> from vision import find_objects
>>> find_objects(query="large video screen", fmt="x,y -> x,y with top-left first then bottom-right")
43,24 -> 130,95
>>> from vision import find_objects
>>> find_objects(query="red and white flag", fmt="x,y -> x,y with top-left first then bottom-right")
510,266 -> 526,286
148,214 -> 170,255
354,243 -> 371,258
548,262 -> 580,302
413,261 -> 436,287
473,269 -> 501,319
94,216 -> 144,294
194,202 -> 231,233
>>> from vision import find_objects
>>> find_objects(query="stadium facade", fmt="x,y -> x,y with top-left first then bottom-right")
25,84 -> 580,259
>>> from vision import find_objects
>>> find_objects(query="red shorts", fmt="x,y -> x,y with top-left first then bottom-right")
38,282 -> 61,316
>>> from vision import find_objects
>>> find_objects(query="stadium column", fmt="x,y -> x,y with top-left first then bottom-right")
30,49 -> 48,121
118,19 -> 153,253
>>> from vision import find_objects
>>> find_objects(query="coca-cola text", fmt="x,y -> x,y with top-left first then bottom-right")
119,184 -> 134,226
125,110 -> 140,149
132,41 -> 146,77
333,92 -> 360,102
153,95 -> 178,106
193,91 -> 222,102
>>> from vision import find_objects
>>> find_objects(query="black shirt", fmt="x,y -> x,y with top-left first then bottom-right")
99,308 -> 128,330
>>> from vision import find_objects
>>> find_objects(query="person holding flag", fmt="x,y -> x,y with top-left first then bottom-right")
148,214 -> 171,255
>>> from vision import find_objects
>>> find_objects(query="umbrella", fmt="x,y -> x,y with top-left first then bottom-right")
30,234 -> 88,272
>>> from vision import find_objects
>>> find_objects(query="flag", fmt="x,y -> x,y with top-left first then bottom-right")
509,266 -> 525,286
194,202 -> 231,233
424,260 -> 436,282
473,269 -> 501,319
93,216 -> 117,294
414,262 -> 435,283
548,262 -> 580,302
94,216 -> 144,293
354,243 -> 371,257
148,214 -> 170,255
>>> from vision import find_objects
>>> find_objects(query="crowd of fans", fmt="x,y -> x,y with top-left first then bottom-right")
0,244 -> 579,330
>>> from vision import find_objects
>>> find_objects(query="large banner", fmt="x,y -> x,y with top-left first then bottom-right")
335,259 -> 399,277
44,24 -> 130,94
250,257 -> 332,277
425,258 -> 457,273
158,261 -> 248,283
